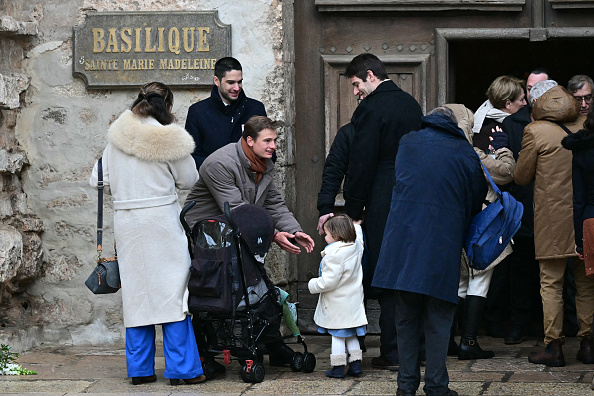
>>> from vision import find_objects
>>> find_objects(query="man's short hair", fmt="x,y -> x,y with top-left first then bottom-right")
487,76 -> 525,109
243,116 -> 280,141
214,57 -> 242,80
427,106 -> 458,125
344,53 -> 389,81
529,80 -> 558,103
567,74 -> 594,94
530,68 -> 551,79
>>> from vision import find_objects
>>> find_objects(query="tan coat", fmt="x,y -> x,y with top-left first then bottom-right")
514,86 -> 584,260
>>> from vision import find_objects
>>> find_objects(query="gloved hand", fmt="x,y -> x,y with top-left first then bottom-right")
490,126 -> 509,151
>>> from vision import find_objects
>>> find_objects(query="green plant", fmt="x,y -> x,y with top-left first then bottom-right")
0,344 -> 37,375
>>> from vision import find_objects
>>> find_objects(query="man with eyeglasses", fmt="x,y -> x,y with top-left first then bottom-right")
568,75 -> 593,116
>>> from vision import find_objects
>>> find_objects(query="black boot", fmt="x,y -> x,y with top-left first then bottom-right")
458,295 -> 494,360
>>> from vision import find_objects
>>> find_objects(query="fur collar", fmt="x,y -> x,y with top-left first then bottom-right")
107,110 -> 195,162
562,129 -> 594,151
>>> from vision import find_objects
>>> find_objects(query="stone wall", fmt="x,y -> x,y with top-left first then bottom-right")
0,0 -> 296,351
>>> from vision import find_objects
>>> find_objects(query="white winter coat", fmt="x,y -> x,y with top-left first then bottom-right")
90,110 -> 199,328
308,224 -> 368,329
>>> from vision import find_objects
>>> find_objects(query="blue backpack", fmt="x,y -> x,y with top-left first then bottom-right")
463,157 -> 524,270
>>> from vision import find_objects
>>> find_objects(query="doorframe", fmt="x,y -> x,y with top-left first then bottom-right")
435,27 -> 594,105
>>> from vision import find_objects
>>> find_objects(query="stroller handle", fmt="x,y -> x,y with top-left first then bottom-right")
180,200 -> 196,236
224,201 -> 238,231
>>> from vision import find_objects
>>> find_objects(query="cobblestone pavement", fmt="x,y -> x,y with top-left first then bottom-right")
1,335 -> 594,395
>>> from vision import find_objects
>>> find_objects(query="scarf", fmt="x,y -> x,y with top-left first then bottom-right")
472,100 -> 511,135
241,138 -> 267,184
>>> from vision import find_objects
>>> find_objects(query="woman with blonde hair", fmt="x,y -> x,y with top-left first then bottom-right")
90,82 -> 205,386
472,75 -> 526,153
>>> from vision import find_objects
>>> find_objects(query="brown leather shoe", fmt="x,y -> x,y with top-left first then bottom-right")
528,339 -> 565,367
577,337 -> 594,364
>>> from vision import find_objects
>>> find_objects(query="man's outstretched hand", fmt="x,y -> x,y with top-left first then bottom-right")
274,231 -> 315,254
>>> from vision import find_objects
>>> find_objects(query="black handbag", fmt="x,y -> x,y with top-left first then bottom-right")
85,158 -> 121,294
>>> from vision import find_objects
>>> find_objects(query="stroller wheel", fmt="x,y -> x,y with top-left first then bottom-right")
302,352 -> 316,373
251,362 -> 265,383
241,362 -> 265,383
290,352 -> 304,372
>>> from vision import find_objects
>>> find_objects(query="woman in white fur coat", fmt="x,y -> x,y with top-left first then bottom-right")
90,82 -> 204,386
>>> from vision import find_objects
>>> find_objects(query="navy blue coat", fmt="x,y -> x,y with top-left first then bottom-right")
562,129 -> 594,253
185,85 -> 266,169
372,113 -> 487,304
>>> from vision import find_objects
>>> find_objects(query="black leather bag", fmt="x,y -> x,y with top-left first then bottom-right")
85,257 -> 120,294
85,158 -> 121,294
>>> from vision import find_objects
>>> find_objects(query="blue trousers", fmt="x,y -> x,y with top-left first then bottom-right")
395,291 -> 456,396
126,315 -> 203,379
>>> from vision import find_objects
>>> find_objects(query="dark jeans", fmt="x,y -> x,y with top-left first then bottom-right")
395,290 -> 456,395
379,290 -> 399,363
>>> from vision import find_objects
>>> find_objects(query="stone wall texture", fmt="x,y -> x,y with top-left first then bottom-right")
0,0 -> 295,352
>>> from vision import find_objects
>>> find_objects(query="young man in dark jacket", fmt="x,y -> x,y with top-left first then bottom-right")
185,57 -> 267,169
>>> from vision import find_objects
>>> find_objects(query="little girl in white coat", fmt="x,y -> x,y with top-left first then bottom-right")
308,215 -> 367,378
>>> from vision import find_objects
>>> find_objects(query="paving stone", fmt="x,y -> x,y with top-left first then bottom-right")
509,370 -> 583,383
448,381 -> 488,396
347,380 -> 400,395
246,379 -> 354,394
449,371 -> 505,381
0,379 -> 93,393
470,357 -> 544,372
483,382 -> 593,395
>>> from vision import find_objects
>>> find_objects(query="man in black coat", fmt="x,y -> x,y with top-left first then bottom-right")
343,53 -> 423,370
185,57 -> 267,169
317,123 -> 355,230
496,69 -> 548,344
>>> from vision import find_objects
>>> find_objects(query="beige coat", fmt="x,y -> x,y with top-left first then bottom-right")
90,110 -> 198,328
308,225 -> 367,330
445,104 -> 516,274
514,86 -> 584,260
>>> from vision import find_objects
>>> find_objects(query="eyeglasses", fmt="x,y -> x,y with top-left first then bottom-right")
574,94 -> 593,104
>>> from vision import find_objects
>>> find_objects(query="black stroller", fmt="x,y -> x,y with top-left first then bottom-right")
180,201 -> 316,383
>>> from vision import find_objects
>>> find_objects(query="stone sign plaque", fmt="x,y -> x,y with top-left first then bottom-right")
73,11 -> 231,88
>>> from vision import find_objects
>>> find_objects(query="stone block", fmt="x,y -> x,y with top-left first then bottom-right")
20,216 -> 44,232
0,16 -> 38,36
0,196 -> 13,217
0,16 -> 19,33
0,224 -> 23,282
12,192 -> 28,214
0,149 -> 26,173
0,73 -> 30,110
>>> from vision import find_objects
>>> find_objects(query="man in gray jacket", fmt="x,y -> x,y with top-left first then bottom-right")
185,115 -> 314,254
184,115 -> 314,370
